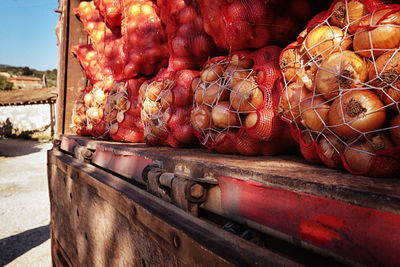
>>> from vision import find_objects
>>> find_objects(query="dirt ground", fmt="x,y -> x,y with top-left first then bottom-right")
0,138 -> 52,267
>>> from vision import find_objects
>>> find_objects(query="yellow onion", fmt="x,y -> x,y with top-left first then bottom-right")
316,51 -> 368,99
191,76 -> 201,92
369,51 -> 400,109
229,78 -> 264,112
148,118 -> 168,138
159,89 -> 173,111
147,81 -> 163,101
318,134 -> 345,169
200,64 -> 225,82
139,81 -> 148,100
142,98 -> 160,115
280,42 -> 301,82
105,109 -> 118,124
228,70 -> 253,88
328,90 -> 386,139
304,25 -> 352,59
390,114 -> 400,145
86,107 -> 103,122
300,95 -> 331,131
279,82 -> 309,125
201,83 -> 229,105
296,60 -> 319,91
354,8 -> 400,58
211,101 -> 240,129
191,105 -> 212,133
229,54 -> 254,69
344,134 -> 397,176
330,0 -> 369,34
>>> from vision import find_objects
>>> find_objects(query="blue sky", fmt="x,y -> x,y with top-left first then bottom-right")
0,0 -> 59,71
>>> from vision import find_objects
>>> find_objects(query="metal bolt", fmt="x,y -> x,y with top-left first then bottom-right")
83,149 -> 93,160
190,184 -> 204,199
53,139 -> 61,147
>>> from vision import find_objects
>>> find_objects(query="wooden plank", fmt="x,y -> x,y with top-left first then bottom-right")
55,0 -> 68,135
48,149 -> 299,266
62,0 -> 88,135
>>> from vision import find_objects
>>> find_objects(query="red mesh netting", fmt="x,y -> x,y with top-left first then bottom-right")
93,0 -> 122,27
279,0 -> 400,177
157,0 -> 219,71
191,46 -> 297,156
139,68 -> 199,148
197,0 -> 332,51
71,81 -> 111,138
104,78 -> 146,142
74,1 -> 125,81
121,0 -> 169,78
71,44 -> 103,84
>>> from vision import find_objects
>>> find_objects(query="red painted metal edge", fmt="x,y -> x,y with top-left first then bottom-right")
92,147 -> 153,183
217,175 -> 400,266
60,135 -> 79,154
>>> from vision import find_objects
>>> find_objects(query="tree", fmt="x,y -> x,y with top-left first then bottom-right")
0,75 -> 13,90
22,66 -> 33,76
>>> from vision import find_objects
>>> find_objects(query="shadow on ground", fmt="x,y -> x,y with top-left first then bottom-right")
0,138 -> 45,157
0,224 -> 50,266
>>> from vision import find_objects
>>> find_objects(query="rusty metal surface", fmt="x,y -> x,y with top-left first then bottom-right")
48,149 -> 300,266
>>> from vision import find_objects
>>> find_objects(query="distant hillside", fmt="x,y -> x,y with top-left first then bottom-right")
0,65 -> 57,88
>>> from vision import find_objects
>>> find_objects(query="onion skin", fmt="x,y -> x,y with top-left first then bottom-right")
328,90 -> 386,139
280,42 -> 301,82
229,79 -> 264,112
211,101 -> 240,129
229,54 -> 254,69
200,65 -> 224,82
316,51 -> 368,99
368,51 -> 400,109
330,0 -> 369,34
244,109 -> 278,140
304,25 -> 352,58
190,105 -> 211,133
300,131 -> 321,164
279,83 -> 309,125
344,134 -> 398,177
354,8 -> 400,58
390,114 -> 400,145
317,135 -> 345,169
300,95 -> 331,132
147,82 -> 163,101
202,83 -> 229,105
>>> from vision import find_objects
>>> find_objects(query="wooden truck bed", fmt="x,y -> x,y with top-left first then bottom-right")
48,135 -> 400,266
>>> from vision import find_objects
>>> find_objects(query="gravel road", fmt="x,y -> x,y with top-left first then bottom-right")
0,139 -> 52,267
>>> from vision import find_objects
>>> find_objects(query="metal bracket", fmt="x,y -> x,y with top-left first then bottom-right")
143,165 -> 208,216
74,146 -> 94,163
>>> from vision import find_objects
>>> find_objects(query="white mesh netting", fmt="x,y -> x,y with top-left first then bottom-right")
279,1 -> 400,177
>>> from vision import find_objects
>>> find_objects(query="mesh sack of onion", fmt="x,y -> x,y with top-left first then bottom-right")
71,81 -> 110,138
197,0 -> 333,51
71,44 -> 103,84
93,0 -> 122,27
190,46 -> 297,156
197,0 -> 272,51
74,0 -> 125,82
139,68 -> 200,148
156,0 -> 219,71
121,0 -> 169,78
279,0 -> 400,177
104,78 -> 146,142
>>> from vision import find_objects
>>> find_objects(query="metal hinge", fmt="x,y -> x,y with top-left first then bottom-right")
142,165 -> 209,217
